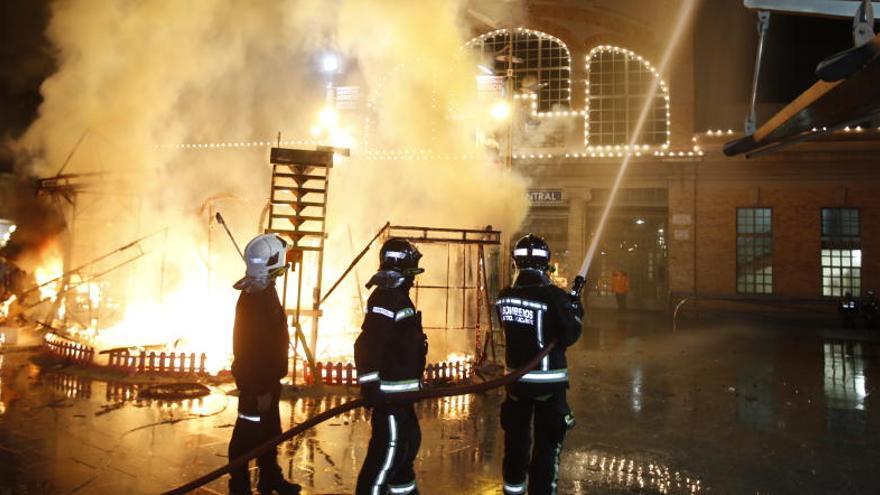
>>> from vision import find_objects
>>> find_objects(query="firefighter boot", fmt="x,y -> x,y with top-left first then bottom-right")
228,478 -> 252,495
257,471 -> 301,495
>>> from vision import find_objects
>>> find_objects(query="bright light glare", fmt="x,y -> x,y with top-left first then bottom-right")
321,54 -> 339,73
330,128 -> 355,150
477,64 -> 493,75
318,107 -> 339,127
634,218 -> 646,225
490,101 -> 511,121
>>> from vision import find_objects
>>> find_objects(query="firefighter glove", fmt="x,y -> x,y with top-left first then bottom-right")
571,300 -> 584,319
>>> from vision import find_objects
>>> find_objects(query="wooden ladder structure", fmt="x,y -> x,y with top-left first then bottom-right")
266,147 -> 334,384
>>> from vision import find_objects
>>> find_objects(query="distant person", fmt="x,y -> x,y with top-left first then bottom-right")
611,269 -> 631,312
838,291 -> 859,330
355,238 -> 428,495
496,234 -> 582,495
229,234 -> 301,495
862,289 -> 878,330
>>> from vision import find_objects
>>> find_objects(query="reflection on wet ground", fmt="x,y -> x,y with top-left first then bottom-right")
1,311 -> 879,494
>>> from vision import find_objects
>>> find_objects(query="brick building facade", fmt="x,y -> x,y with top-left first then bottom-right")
471,1 -> 880,313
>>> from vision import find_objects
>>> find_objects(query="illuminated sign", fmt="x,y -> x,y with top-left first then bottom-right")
528,190 -> 564,203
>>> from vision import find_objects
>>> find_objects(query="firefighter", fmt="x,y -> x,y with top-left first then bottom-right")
354,238 -> 428,495
497,234 -> 583,495
228,234 -> 301,495
611,269 -> 630,312
838,291 -> 859,329
862,289 -> 878,330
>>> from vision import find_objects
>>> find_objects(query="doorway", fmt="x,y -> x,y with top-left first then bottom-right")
584,191 -> 668,311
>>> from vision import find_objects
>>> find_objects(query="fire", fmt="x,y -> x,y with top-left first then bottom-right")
445,352 -> 472,364
0,354 -> 5,415
91,250 -> 238,375
0,296 -> 15,320
25,229 -> 366,376
33,242 -> 64,302
26,231 -> 475,378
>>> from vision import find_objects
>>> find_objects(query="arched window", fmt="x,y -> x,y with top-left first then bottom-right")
468,28 -> 571,112
586,46 -> 670,148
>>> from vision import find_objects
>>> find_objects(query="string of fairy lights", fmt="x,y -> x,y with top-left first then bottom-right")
466,27 -> 573,110
584,45 -> 672,151
160,31 -> 880,162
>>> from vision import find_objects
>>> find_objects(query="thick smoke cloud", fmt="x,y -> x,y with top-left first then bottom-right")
12,0 -> 528,360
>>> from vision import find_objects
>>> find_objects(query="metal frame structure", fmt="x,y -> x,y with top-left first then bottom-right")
729,0 -> 880,154
384,225 -> 502,365
36,173 -> 161,338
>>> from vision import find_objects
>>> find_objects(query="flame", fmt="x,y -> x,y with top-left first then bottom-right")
92,252 -> 237,375
0,295 -> 16,320
33,242 -> 64,302
0,354 -> 5,415
445,352 -> 472,364
27,233 -> 473,378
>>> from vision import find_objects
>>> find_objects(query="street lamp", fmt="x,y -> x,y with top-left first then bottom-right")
321,54 -> 340,74
490,100 -> 511,121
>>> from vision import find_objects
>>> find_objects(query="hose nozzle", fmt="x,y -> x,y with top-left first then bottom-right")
569,275 -> 586,300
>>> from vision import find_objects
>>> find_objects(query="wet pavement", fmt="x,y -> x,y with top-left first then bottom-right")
1,310 -> 879,494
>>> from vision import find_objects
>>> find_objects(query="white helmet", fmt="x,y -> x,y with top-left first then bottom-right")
243,234 -> 289,278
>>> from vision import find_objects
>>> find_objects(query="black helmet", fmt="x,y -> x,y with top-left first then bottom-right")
379,238 -> 424,277
512,233 -> 551,271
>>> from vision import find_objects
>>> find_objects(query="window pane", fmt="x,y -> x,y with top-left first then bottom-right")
586,48 -> 668,147
737,208 -> 773,294
820,210 -> 861,296
470,30 -> 571,113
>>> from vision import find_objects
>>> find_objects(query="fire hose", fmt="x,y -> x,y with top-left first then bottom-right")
161,340 -> 557,494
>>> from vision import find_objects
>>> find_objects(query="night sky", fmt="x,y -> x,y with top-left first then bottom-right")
0,0 -> 863,170
0,1 -> 53,151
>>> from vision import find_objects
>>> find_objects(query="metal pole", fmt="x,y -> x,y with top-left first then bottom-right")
445,243 -> 451,330
214,212 -> 244,260
746,11 -> 771,134
347,226 -> 365,316
475,244 -> 483,362
461,244 -> 467,330
501,31 -> 515,287
320,221 -> 389,305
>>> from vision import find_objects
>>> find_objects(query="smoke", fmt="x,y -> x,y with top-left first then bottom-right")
0,174 -> 65,271
12,0 -> 528,360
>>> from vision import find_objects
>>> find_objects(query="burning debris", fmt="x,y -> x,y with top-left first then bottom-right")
7,0 -> 527,379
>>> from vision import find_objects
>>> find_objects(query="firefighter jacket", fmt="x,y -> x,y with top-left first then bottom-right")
497,269 -> 582,397
354,286 -> 427,402
231,285 -> 290,395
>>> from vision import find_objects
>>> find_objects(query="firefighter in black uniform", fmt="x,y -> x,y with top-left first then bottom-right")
496,234 -> 583,495
862,289 -> 878,330
839,291 -> 859,329
354,238 -> 428,495
229,234 -> 301,495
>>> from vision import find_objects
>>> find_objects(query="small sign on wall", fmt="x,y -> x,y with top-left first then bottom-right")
477,75 -> 504,97
672,213 -> 692,225
673,228 -> 690,241
528,189 -> 565,204
335,86 -> 360,110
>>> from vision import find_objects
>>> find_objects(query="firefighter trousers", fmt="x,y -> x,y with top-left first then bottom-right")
501,391 -> 575,495
356,404 -> 421,495
228,385 -> 284,492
